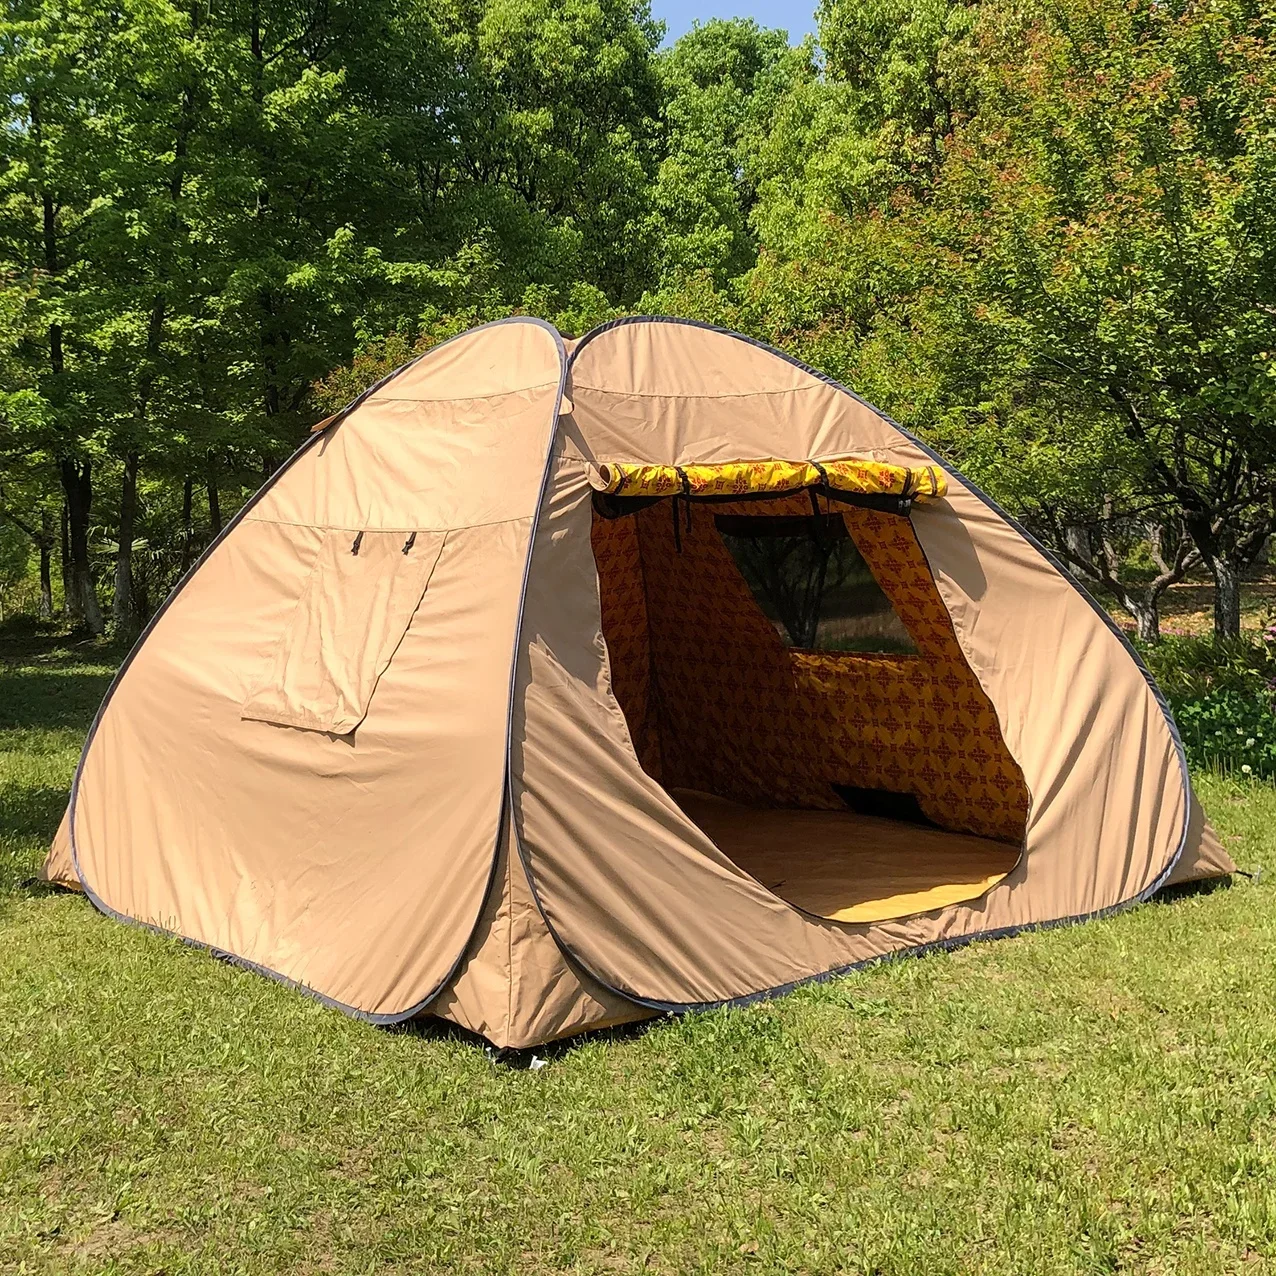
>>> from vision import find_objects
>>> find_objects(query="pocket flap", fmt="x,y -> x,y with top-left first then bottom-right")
242,529 -> 445,734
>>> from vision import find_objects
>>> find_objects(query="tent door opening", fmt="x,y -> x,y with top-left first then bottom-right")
591,491 -> 1029,926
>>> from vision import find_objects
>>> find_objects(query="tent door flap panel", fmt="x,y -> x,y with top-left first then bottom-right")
242,528 -> 445,734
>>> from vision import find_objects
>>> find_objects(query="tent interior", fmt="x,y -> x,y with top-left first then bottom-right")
590,488 -> 1030,924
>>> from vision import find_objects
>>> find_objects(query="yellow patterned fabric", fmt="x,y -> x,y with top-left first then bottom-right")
593,458 -> 946,501
592,499 -> 1028,844
824,459 -> 945,500
592,513 -> 664,779
639,502 -> 839,809
794,508 -> 1030,842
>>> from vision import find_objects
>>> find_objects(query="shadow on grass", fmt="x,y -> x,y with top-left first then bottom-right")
1150,874 -> 1235,905
0,783 -> 68,900
0,631 -> 130,665
0,873 -> 78,926
392,1010 -> 669,1065
0,635 -> 125,732
0,783 -> 69,841
13,876 -> 70,898
0,670 -> 115,731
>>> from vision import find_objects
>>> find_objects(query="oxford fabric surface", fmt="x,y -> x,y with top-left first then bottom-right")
63,320 -> 566,1019
240,529 -> 445,734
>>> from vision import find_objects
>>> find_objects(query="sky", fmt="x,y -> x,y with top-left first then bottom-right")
650,0 -> 817,45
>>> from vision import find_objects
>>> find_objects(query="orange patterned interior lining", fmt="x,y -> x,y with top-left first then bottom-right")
591,498 -> 1029,845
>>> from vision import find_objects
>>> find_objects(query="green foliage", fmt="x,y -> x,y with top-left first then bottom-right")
924,0 -> 1276,534
1142,632 -> 1276,778
648,19 -> 807,288
0,526 -> 30,604
3,0 -> 1276,643
648,0 -> 1276,639
0,0 -> 668,629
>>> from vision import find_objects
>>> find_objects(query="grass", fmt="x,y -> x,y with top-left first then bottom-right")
1,639 -> 1275,1274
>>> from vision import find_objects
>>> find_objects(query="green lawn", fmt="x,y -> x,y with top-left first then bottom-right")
1,640 -> 1274,1275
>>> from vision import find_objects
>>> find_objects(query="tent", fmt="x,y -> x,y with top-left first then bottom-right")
43,316 -> 1235,1049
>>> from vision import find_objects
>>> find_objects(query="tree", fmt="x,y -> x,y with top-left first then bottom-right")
647,19 -> 804,290
922,0 -> 1276,636
0,0 -> 124,632
700,0 -> 1276,640
0,278 -> 57,620
0,522 -> 30,620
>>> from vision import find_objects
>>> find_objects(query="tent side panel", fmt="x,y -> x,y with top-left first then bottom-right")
1164,795 -> 1235,885
912,490 -> 1209,917
512,447 -> 894,1005
40,804 -> 79,889
69,319 -> 565,1020
430,813 -> 649,1049
426,817 -> 517,1044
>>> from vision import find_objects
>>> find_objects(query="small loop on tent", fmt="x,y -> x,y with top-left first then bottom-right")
402,532 -> 417,555
350,530 -> 364,556
671,496 -> 683,553
309,411 -> 340,435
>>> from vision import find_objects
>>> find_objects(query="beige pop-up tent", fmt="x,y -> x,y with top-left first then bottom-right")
44,316 -> 1234,1048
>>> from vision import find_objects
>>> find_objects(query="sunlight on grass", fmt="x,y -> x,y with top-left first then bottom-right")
1,645 -> 1273,1274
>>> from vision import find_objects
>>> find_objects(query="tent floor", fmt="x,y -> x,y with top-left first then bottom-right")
673,790 -> 1021,924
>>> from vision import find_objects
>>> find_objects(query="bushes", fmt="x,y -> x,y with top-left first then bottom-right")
1139,627 -> 1276,779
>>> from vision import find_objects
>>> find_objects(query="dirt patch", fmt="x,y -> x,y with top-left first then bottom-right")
60,1213 -> 184,1267
1106,568 -> 1276,638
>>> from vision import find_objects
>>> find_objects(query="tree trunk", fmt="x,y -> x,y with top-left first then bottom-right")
1109,580 -> 1163,644
60,502 -> 74,622
35,95 -> 77,629
1129,597 -> 1160,644
1064,525 -> 1093,572
207,475 -> 222,535
59,456 -> 103,635
180,475 -> 194,572
1212,557 -> 1242,638
113,451 -> 140,632
38,508 -> 53,619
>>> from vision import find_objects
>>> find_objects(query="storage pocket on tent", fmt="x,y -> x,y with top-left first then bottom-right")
242,528 -> 445,735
